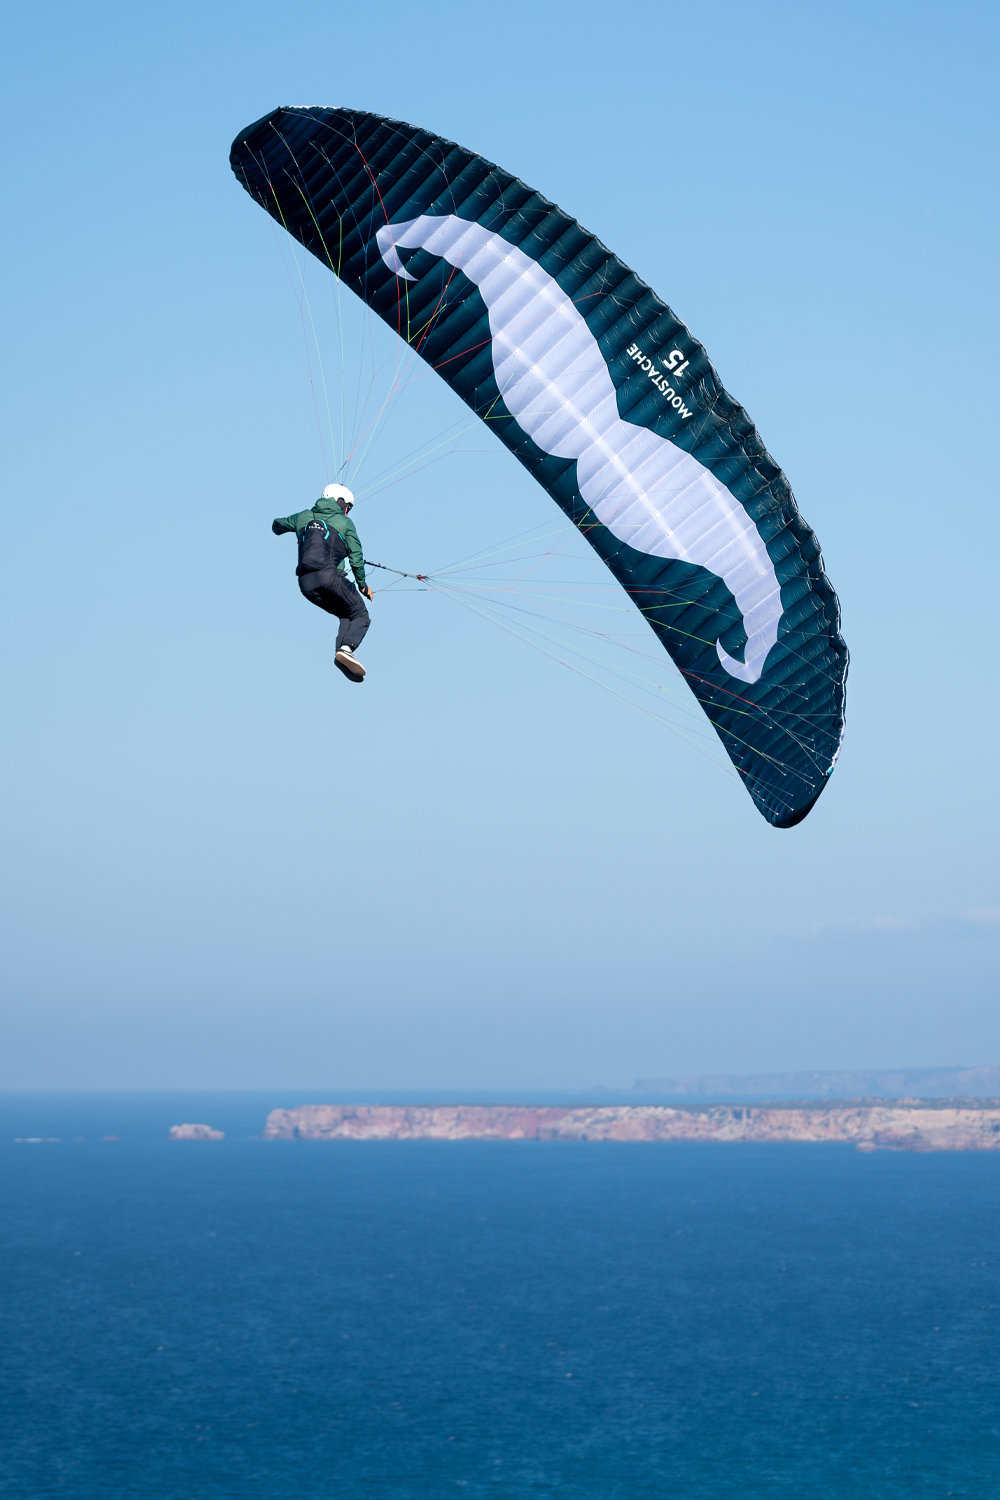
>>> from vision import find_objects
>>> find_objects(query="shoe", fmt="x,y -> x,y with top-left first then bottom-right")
335,647 -> 366,680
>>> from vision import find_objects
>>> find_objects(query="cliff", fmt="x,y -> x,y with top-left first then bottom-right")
263,1103 -> 1000,1152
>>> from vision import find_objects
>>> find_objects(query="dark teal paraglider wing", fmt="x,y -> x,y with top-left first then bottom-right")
231,107 -> 848,828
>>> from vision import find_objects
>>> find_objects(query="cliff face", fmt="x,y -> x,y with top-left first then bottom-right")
262,1104 -> 1000,1152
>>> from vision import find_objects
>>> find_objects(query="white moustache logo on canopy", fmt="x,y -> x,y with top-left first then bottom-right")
377,214 -> 782,683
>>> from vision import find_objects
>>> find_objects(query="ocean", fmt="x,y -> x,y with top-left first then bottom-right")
1,1092 -> 997,1498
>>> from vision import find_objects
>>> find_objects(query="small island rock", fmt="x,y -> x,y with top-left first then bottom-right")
169,1123 -> 224,1141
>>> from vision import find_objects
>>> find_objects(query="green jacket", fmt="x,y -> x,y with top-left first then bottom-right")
271,496 -> 366,589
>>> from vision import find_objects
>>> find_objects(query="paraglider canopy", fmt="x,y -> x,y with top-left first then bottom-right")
231,106 -> 847,827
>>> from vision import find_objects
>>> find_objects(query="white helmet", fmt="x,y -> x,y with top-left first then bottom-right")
322,482 -> 355,513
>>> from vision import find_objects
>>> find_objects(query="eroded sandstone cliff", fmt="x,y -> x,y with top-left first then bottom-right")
262,1103 -> 1000,1151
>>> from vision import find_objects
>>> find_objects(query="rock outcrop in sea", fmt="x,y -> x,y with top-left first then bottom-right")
168,1122 -> 225,1140
263,1103 -> 1000,1152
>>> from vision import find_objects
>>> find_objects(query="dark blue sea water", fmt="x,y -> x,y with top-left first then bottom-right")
1,1093 -> 998,1498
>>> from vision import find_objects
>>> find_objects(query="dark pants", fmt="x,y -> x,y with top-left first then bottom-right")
298,568 -> 370,653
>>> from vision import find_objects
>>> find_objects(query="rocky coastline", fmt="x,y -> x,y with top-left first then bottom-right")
263,1103 -> 1000,1152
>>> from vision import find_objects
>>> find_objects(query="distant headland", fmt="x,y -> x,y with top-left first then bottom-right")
630,1065 -> 1000,1100
263,1103 -> 1000,1152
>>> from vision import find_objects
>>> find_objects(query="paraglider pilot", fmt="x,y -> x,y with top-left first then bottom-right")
272,484 -> 374,681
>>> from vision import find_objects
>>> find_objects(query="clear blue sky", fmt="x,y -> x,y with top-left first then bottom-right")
2,0 -> 997,1090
